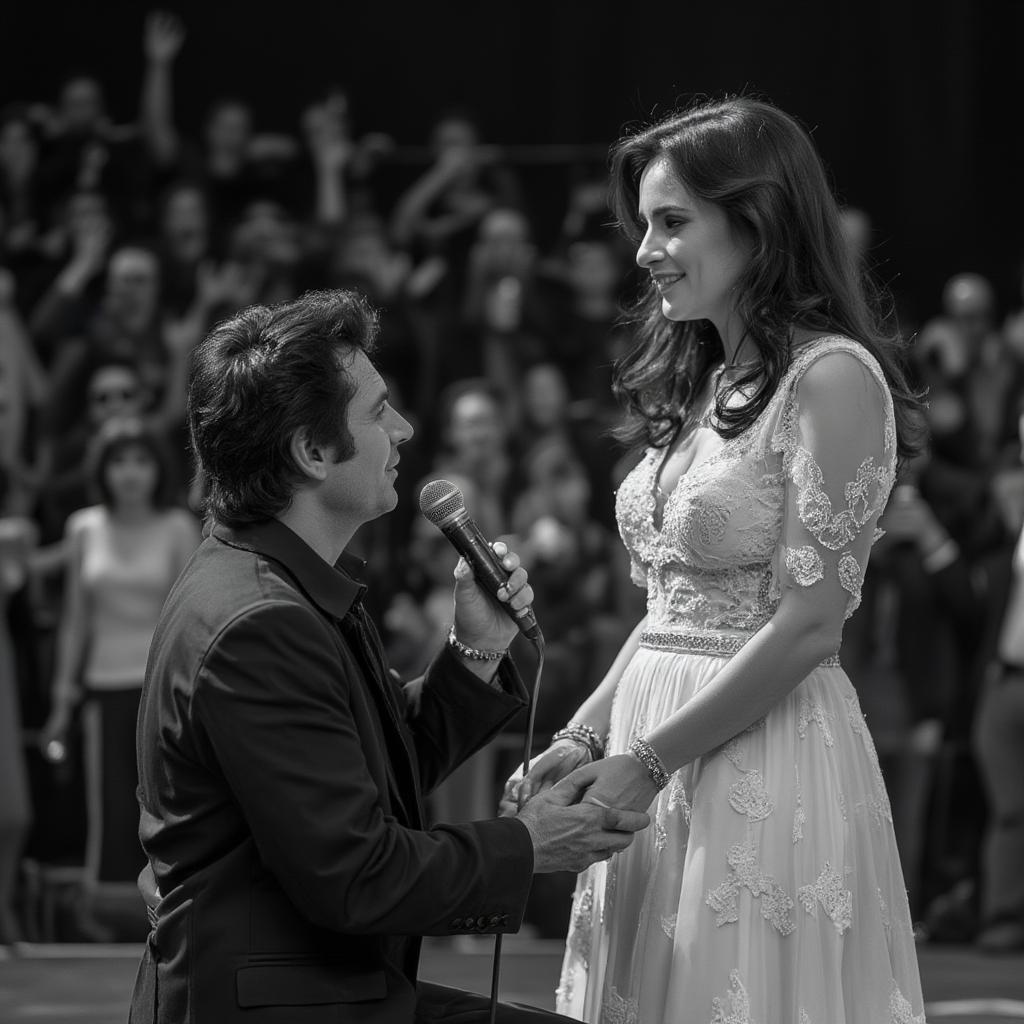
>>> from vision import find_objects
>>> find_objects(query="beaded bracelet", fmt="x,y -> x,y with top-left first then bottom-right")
447,625 -> 507,662
552,722 -> 606,762
628,736 -> 670,790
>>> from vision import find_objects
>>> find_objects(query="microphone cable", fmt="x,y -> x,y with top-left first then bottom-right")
489,627 -> 545,1024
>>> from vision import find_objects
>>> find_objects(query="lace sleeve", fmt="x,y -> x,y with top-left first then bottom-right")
771,348 -> 896,621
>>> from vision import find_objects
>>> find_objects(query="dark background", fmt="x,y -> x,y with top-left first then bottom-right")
4,0 -> 1023,322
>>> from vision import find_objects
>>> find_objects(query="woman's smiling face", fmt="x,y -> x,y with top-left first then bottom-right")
634,155 -> 750,331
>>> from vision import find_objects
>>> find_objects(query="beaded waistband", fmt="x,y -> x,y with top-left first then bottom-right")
639,629 -> 841,668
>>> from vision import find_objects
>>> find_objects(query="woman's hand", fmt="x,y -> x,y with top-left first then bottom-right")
574,754 -> 660,815
498,738 -> 591,815
452,540 -> 534,653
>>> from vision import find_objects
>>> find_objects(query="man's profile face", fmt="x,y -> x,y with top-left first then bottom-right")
319,350 -> 413,527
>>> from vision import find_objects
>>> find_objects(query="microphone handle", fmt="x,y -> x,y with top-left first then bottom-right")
442,514 -> 541,640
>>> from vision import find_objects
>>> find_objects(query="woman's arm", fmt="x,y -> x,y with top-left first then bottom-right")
41,516 -> 91,744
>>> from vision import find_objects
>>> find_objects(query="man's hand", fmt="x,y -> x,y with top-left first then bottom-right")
451,540 -> 533,653
516,763 -> 650,874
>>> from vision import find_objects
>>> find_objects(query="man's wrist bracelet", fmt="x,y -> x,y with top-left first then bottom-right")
447,625 -> 507,662
628,736 -> 670,790
552,722 -> 605,761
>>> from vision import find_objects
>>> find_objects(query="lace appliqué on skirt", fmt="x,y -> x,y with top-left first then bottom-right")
798,697 -> 835,747
711,969 -> 755,1024
728,769 -> 775,821
889,981 -> 926,1024
706,838 -> 796,936
797,861 -> 853,934
603,986 -> 640,1024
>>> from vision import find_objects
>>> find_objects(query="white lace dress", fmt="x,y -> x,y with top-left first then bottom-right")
556,338 -> 927,1024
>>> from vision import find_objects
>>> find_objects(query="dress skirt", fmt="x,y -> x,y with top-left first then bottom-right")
556,646 -> 927,1024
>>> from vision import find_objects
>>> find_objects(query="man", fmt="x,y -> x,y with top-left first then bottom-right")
130,289 -> 647,1023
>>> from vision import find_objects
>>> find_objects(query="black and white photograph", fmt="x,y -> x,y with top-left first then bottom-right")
1,2 -> 1023,1022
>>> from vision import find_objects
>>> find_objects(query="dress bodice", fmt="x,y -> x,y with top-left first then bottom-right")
615,338 -> 897,636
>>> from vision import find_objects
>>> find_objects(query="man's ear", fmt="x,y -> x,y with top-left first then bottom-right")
288,428 -> 329,482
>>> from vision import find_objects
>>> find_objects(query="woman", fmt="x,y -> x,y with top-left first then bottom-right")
41,416 -> 199,929
505,97 -> 928,1023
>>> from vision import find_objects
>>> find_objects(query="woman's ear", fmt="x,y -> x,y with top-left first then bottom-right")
288,428 -> 329,482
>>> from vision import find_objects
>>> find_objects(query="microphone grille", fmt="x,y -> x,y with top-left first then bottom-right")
418,479 -> 466,526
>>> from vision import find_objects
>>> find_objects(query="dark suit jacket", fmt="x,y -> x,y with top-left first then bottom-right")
130,518 -> 535,1024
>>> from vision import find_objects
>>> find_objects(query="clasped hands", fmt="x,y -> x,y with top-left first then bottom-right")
502,741 -> 659,816
500,740 -> 659,873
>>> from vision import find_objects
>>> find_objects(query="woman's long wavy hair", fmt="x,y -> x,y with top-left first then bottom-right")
610,96 -> 924,459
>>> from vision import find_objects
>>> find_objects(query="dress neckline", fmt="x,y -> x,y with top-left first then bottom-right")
646,335 -> 851,533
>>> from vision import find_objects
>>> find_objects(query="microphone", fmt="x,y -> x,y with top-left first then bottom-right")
419,479 -> 541,641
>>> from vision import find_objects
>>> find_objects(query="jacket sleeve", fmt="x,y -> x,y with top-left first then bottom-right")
402,642 -> 530,795
191,601 -> 534,937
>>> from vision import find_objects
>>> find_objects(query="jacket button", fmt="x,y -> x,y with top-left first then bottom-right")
488,914 -> 503,927
476,916 -> 488,929
449,918 -> 463,929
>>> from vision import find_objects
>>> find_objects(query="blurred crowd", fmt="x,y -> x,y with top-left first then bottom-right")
1,12 -> 1023,952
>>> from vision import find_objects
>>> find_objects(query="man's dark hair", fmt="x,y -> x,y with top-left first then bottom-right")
189,289 -> 379,526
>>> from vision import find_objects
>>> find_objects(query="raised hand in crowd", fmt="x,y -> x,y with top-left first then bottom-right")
144,9 -> 186,64
56,206 -> 113,297
140,10 -> 185,166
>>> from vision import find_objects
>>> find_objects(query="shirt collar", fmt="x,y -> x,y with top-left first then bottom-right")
211,518 -> 367,621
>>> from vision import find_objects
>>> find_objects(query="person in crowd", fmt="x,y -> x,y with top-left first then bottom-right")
504,96 -> 928,1023
130,287 -> 648,1023
390,108 -> 523,331
35,355 -> 148,542
28,188 -> 116,364
843,462 -> 985,920
33,75 -> 151,230
0,106 -> 44,273
139,11 -> 298,242
973,490 -> 1024,952
1003,259 -> 1024,362
152,180 -> 213,316
915,272 -> 1023,472
0,468 -> 36,946
556,238 -> 632,409
325,213 -> 431,422
40,416 -> 199,937
224,198 -> 306,307
511,436 -> 629,687
36,238 -> 209,471
298,88 -> 394,230
512,361 -> 620,530
430,378 -> 513,542
462,207 -> 550,333
391,110 -> 518,255
0,268 -> 48,515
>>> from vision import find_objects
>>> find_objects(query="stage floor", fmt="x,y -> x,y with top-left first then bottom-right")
1,936 -> 1022,1022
